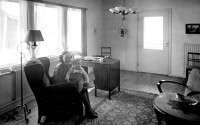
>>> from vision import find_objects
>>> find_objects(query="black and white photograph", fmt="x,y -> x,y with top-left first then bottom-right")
1,0 -> 200,125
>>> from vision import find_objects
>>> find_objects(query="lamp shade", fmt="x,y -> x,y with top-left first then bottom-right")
25,30 -> 44,42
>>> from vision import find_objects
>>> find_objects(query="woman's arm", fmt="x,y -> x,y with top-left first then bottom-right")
65,69 -> 73,82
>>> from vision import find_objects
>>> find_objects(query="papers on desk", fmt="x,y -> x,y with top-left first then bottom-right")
82,56 -> 103,62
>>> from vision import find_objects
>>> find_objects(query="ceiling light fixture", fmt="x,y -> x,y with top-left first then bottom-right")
109,0 -> 139,37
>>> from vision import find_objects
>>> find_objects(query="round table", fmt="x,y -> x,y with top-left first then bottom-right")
153,93 -> 200,125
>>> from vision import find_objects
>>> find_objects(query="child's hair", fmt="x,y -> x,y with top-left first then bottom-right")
72,58 -> 81,65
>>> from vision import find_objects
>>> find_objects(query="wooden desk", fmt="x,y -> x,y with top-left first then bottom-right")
81,58 -> 120,99
153,93 -> 200,125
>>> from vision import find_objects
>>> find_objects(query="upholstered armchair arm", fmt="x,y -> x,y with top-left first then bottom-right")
157,80 -> 187,93
44,82 -> 77,95
41,81 -> 82,105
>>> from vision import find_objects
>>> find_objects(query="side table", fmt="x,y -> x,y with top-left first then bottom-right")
153,93 -> 200,125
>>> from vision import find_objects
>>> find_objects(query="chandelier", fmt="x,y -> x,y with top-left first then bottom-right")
109,0 -> 139,37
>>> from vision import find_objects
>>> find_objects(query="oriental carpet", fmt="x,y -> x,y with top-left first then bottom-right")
12,89 -> 160,125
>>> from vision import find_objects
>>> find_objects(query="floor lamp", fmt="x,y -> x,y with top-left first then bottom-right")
16,41 -> 31,124
17,30 -> 43,123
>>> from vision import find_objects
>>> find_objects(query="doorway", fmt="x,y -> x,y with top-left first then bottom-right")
137,9 -> 171,75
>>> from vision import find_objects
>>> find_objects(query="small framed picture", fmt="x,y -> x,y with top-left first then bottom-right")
186,24 -> 200,34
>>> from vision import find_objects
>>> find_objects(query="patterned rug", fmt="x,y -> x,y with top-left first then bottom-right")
5,89 -> 159,125
80,89 -> 158,125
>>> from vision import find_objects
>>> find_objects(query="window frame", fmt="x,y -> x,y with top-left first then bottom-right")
0,1 -> 87,70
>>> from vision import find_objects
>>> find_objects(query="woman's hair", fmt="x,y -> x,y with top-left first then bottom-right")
59,50 -> 73,62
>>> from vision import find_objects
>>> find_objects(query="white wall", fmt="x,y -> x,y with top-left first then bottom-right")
102,0 -> 200,77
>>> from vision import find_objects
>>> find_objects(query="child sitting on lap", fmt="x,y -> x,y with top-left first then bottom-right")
65,58 -> 89,92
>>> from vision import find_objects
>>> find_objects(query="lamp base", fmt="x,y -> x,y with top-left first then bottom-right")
30,46 -> 37,61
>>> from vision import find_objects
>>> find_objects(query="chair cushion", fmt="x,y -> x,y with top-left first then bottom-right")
184,69 -> 200,99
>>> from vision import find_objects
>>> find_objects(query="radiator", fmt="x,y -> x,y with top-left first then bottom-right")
184,43 -> 200,54
184,43 -> 200,73
0,67 -> 15,114
0,65 -> 33,115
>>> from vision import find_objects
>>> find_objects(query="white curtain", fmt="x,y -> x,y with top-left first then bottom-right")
66,8 -> 82,55
19,0 -> 31,61
0,0 -> 28,66
33,2 -> 45,57
57,6 -> 65,53
34,3 -> 64,57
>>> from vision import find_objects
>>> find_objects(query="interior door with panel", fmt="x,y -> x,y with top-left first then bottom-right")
138,9 -> 171,75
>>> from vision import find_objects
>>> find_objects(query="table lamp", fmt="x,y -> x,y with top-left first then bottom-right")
25,30 -> 44,60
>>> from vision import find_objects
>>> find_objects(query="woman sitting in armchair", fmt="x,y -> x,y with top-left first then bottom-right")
53,50 -> 98,118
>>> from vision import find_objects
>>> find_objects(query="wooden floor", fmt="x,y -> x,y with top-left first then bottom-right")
0,70 -> 185,125
120,70 -> 185,94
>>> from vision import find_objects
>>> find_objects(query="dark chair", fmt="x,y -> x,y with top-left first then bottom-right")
24,57 -> 83,123
101,47 -> 111,58
157,68 -> 200,100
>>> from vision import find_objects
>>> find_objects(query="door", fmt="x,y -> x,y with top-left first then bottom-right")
138,9 -> 171,75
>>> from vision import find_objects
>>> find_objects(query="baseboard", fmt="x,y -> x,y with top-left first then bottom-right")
0,93 -> 35,116
168,74 -> 185,79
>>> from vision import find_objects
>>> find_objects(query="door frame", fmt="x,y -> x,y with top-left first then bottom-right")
136,8 -> 172,75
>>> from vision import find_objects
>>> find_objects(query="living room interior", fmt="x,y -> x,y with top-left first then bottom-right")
0,0 -> 200,124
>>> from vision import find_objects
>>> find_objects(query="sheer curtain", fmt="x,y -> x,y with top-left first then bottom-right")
67,8 -> 82,55
0,0 -> 28,67
34,3 -> 64,57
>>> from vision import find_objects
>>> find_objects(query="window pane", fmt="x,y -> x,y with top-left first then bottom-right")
143,17 -> 163,50
67,8 -> 82,54
0,1 -> 21,67
34,4 -> 60,57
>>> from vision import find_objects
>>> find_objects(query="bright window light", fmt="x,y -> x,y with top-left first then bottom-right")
35,5 -> 60,57
67,8 -> 82,54
143,17 -> 163,50
0,1 -> 21,67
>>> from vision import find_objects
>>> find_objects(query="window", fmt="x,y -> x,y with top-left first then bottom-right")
143,16 -> 163,50
34,4 -> 62,57
0,1 -> 85,68
34,4 -> 83,57
0,0 -> 21,67
67,8 -> 82,54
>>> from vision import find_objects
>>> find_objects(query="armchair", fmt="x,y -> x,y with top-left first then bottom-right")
24,57 -> 83,123
157,68 -> 200,100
